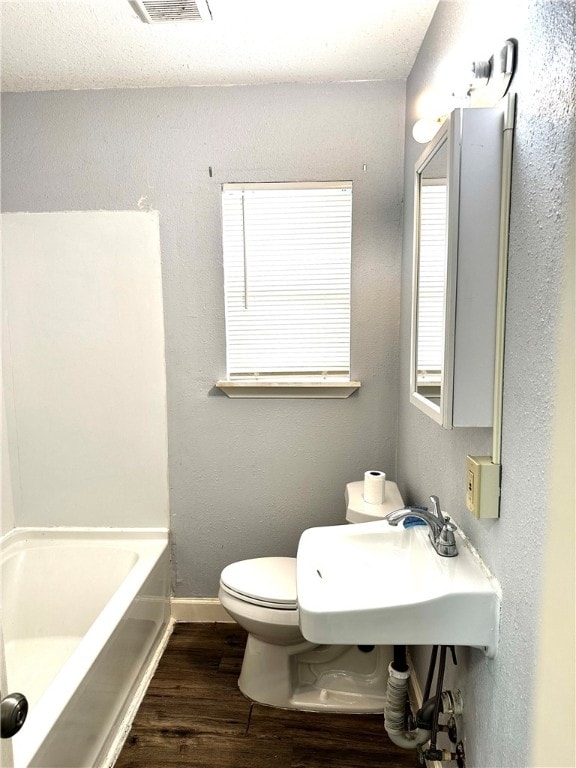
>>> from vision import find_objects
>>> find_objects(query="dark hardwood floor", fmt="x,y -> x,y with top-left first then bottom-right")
114,623 -> 420,768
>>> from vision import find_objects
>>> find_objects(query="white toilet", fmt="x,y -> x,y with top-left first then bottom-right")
218,480 -> 404,712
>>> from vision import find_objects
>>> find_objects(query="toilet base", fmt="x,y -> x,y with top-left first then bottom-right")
238,634 -> 392,712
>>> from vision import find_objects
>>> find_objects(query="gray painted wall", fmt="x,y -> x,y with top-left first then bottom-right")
3,5 -> 574,764
1,80 -> 406,595
398,2 -> 575,767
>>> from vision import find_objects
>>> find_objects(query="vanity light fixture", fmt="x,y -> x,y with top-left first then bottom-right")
412,115 -> 447,144
412,39 -> 517,144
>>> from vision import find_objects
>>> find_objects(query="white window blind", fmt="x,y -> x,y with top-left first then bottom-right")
221,182 -> 352,380
416,180 -> 447,380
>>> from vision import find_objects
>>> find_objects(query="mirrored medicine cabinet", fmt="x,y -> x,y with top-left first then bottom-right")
410,107 -> 505,428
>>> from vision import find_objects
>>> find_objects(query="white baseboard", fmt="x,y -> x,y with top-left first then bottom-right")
171,597 -> 234,623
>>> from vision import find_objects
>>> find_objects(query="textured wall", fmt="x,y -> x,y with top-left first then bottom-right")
397,2 -> 575,766
1,80 -> 405,594
531,156 -> 575,765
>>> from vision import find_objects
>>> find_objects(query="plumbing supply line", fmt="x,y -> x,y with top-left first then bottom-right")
429,645 -> 448,752
422,645 -> 439,703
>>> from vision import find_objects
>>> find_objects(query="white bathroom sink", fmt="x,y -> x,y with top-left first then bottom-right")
296,520 -> 501,657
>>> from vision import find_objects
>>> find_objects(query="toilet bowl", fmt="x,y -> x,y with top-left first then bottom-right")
218,480 -> 403,712
219,559 -> 391,712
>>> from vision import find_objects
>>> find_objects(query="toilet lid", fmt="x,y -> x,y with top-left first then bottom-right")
220,557 -> 297,608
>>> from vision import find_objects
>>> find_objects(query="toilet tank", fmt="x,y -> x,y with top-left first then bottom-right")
345,481 -> 404,523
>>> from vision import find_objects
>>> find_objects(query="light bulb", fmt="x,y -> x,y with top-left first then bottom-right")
412,118 -> 442,144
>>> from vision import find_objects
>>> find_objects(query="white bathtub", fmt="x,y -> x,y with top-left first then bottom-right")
1,528 -> 171,768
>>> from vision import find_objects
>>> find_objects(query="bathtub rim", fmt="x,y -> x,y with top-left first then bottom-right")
1,525 -> 171,550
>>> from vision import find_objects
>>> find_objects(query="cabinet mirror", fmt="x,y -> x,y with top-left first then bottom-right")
411,124 -> 449,420
410,108 -> 504,428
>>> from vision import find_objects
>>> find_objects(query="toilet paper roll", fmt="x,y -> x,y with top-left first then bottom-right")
363,470 -> 386,505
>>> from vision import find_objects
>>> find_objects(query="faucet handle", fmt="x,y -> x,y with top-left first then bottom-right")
429,495 -> 445,522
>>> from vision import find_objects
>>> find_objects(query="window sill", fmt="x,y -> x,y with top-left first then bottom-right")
215,380 -> 361,399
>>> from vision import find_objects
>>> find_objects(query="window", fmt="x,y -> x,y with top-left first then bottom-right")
218,182 -> 359,398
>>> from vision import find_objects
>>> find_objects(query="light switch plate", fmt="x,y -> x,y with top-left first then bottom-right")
466,456 -> 501,519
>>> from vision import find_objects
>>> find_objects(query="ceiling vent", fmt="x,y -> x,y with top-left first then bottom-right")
129,0 -> 212,24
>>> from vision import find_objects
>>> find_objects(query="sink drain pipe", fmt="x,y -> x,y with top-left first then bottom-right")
384,647 -> 431,749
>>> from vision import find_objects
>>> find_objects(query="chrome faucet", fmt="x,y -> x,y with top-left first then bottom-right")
385,495 -> 458,557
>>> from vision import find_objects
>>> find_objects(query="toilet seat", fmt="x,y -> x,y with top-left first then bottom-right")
220,557 -> 297,610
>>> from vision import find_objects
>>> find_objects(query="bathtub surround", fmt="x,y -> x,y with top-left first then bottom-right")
397,2 -> 576,767
1,211 -> 173,766
0,80 -> 406,596
1,390 -> 15,534
2,211 -> 170,529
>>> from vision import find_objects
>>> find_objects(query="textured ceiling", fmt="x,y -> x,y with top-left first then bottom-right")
0,0 -> 439,93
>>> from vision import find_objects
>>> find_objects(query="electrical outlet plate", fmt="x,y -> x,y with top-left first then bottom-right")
466,455 -> 500,519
